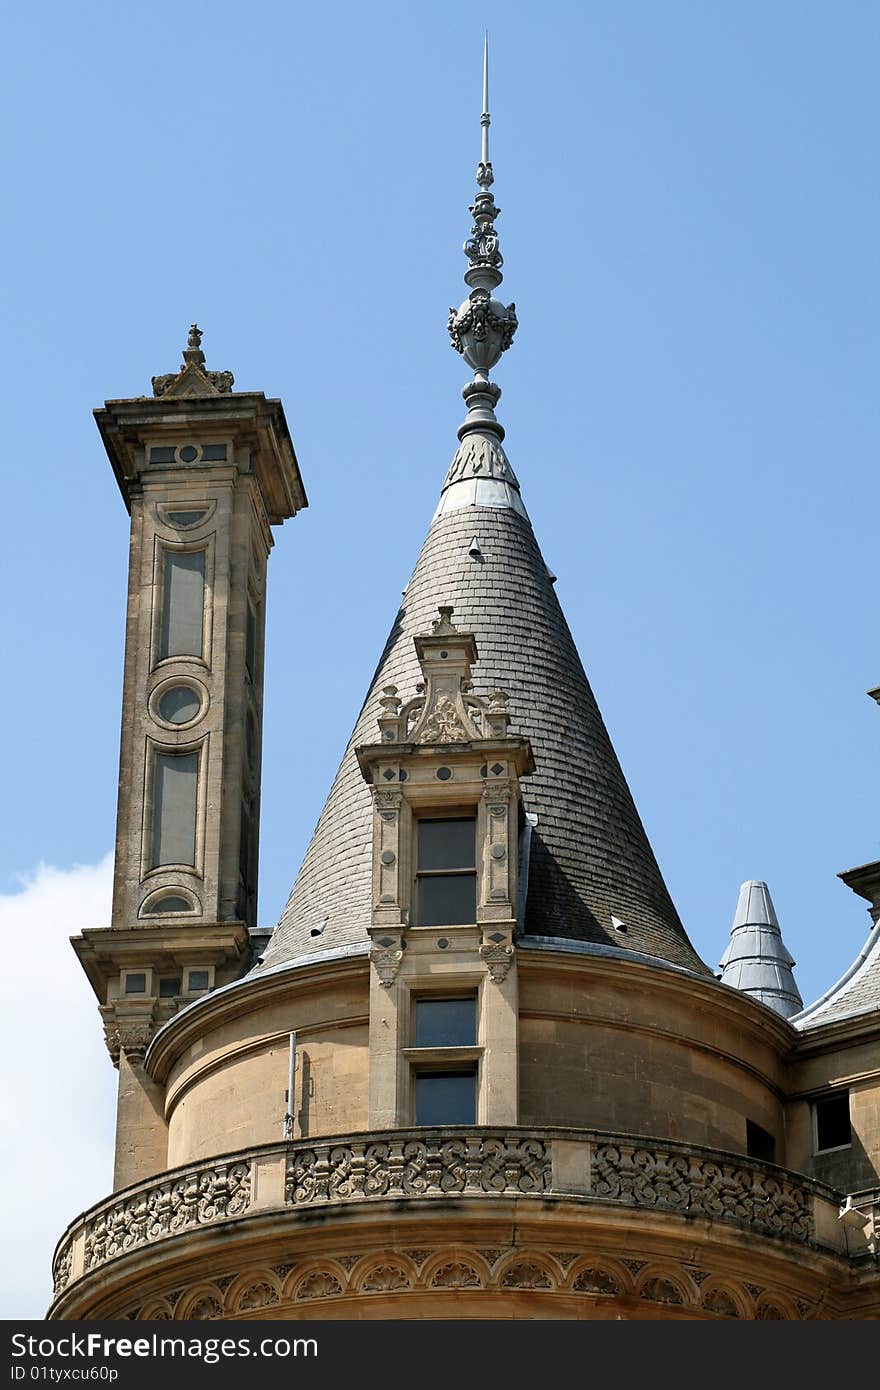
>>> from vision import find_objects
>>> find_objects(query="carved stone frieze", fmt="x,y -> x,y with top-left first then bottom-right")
184,1292 -> 223,1320
430,1260 -> 481,1288
82,1160 -> 251,1271
53,1131 -> 842,1314
295,1270 -> 343,1302
235,1280 -> 278,1312
571,1266 -> 624,1296
114,1240 -> 819,1320
286,1134 -> 549,1205
702,1286 -> 741,1318
52,1245 -> 72,1298
592,1142 -> 814,1244
500,1259 -> 552,1290
639,1275 -> 685,1306
359,1262 -> 410,1293
403,1250 -> 431,1270
443,433 -> 519,490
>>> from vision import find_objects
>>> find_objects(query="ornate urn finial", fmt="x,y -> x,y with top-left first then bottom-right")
183,322 -> 206,368
447,34 -> 518,444
152,323 -> 235,398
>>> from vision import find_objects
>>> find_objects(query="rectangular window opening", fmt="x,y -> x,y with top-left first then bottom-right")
415,817 -> 476,927
746,1119 -> 775,1164
151,750 -> 199,867
187,970 -> 210,994
160,549 -> 206,660
159,976 -> 181,998
414,1069 -> 477,1126
815,1092 -> 851,1152
124,973 -> 147,995
414,996 -> 477,1048
245,601 -> 257,681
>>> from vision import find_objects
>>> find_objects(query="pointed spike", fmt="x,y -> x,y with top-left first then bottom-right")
481,33 -> 490,166
448,36 -> 518,446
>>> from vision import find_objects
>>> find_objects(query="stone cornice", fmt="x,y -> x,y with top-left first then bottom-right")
143,933 -> 802,1086
517,940 -> 797,1057
145,948 -> 370,1084
789,1009 -> 880,1059
73,923 -> 250,1005
95,391 -> 307,523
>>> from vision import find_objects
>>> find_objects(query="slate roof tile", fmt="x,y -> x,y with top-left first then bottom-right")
263,501 -> 708,976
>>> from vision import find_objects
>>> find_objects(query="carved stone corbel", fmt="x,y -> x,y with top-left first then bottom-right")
480,929 -> 514,984
370,938 -> 405,988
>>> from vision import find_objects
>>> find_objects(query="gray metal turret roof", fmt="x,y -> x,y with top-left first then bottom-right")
260,47 -> 707,979
718,880 -> 803,1017
263,492 -> 707,975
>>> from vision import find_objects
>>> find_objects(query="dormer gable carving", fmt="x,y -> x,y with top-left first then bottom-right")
356,607 -> 535,951
373,607 -> 516,750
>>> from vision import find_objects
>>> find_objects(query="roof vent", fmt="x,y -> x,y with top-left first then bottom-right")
468,536 -> 485,562
611,914 -> 628,933
309,916 -> 329,938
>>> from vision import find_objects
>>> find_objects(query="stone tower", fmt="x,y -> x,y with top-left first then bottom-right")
73,329 -> 306,1188
51,49 -> 879,1320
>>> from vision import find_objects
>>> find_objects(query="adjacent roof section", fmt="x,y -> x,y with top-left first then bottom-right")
719,880 -> 803,1018
791,860 -> 880,1029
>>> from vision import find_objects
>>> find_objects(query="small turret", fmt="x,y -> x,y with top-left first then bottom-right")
719,880 -> 803,1018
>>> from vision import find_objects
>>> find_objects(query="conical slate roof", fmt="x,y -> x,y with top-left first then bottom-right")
719,880 -> 803,1018
264,472 -> 708,975
264,54 -> 707,979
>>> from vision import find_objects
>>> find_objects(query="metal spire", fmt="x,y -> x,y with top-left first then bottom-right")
447,33 -> 518,444
479,32 -> 491,185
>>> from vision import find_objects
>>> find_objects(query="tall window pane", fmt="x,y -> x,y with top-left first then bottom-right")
160,551 -> 205,659
414,997 -> 476,1048
416,817 -> 476,925
245,601 -> 257,680
815,1092 -> 851,1151
418,818 -> 475,870
415,1070 -> 476,1125
152,751 -> 199,866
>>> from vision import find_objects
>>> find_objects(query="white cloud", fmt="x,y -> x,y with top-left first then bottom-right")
0,856 -> 116,1319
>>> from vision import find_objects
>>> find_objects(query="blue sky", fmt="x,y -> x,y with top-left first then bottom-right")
0,0 -> 878,1312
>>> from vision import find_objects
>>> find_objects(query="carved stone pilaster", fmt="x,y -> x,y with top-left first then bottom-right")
372,787 -> 404,929
484,784 -> 512,905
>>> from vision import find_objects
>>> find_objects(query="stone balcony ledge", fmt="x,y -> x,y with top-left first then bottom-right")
51,1126 -> 871,1307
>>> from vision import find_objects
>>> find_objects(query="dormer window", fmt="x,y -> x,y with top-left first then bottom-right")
415,817 -> 476,926
357,608 -> 533,1129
